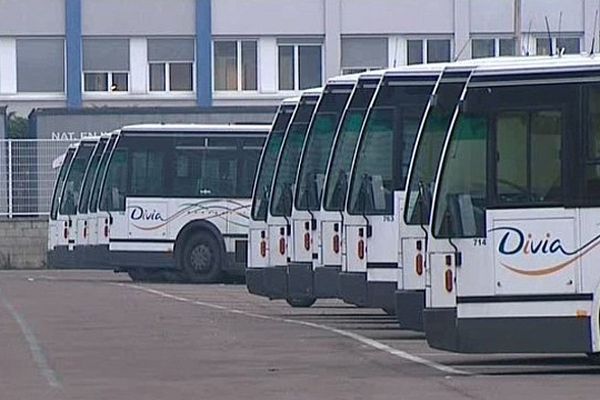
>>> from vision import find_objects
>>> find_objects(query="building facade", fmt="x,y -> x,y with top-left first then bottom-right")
0,0 -> 598,115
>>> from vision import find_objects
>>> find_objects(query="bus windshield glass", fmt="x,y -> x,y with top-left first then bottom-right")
50,148 -> 75,220
59,142 -> 96,216
78,138 -> 108,214
294,84 -> 354,211
347,77 -> 434,216
404,70 -> 471,225
89,135 -> 117,213
251,104 -> 296,221
323,79 -> 378,211
270,94 -> 320,217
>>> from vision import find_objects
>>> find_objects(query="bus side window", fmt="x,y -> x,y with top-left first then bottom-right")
584,86 -> 600,201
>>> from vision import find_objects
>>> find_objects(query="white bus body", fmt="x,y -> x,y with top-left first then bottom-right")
263,89 -> 322,301
99,124 -> 269,283
424,56 -> 600,354
287,75 -> 359,306
247,98 -> 299,296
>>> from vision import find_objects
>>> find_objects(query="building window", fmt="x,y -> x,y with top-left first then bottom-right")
341,37 -> 388,75
536,36 -> 581,55
472,38 -> 516,59
148,38 -> 195,92
16,38 -> 65,93
214,40 -> 258,91
278,44 -> 322,91
83,39 -> 130,93
407,39 -> 451,65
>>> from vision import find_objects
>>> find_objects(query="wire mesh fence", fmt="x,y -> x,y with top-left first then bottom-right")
0,139 -> 72,218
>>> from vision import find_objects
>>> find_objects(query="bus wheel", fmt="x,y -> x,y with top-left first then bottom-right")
180,232 -> 223,283
286,297 -> 316,308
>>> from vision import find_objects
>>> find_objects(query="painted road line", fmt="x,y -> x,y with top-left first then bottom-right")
116,283 -> 471,377
0,288 -> 61,389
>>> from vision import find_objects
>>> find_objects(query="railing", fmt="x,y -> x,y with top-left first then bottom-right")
0,139 -> 72,218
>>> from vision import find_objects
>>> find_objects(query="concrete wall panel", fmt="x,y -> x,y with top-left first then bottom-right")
212,0 -> 324,35
0,0 -> 65,35
341,0 -> 454,34
470,0 -> 514,34
82,0 -> 195,36
522,0 -> 584,33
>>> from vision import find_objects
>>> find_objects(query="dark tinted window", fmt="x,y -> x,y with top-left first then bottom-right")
59,143 -> 95,215
89,136 -> 117,213
78,139 -> 107,214
50,148 -> 75,220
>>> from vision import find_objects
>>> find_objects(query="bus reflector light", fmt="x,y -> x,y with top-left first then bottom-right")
333,234 -> 340,254
445,270 -> 453,292
358,240 -> 365,260
445,255 -> 452,266
104,225 -> 109,237
304,233 -> 311,251
260,240 -> 266,257
63,228 -> 68,239
83,227 -> 88,238
279,238 -> 286,255
415,254 -> 423,276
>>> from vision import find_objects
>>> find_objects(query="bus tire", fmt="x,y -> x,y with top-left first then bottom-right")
286,297 -> 316,308
180,231 -> 223,283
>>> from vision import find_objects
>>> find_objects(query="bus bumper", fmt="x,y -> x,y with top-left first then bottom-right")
86,244 -> 111,269
339,271 -> 368,307
263,266 -> 288,300
394,289 -> 425,331
109,251 -> 176,269
314,265 -> 341,298
423,307 -> 592,353
287,262 -> 313,300
48,246 -> 75,269
366,281 -> 396,314
246,268 -> 267,297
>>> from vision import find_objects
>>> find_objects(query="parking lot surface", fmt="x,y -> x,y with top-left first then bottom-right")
0,270 -> 599,400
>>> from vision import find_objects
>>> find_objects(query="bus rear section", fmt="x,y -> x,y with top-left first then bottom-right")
247,98 -> 298,296
264,89 -> 322,301
99,124 -> 269,283
425,56 -> 600,354
340,70 -> 437,314
317,72 -> 382,299
287,76 -> 357,306
48,145 -> 76,267
49,137 -> 97,268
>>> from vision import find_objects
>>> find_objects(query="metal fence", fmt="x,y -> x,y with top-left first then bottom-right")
0,139 -> 72,218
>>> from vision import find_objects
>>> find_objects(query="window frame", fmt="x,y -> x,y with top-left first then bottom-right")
148,61 -> 195,93
535,35 -> 582,56
212,39 -> 259,92
277,43 -> 324,92
471,37 -> 517,58
406,38 -> 453,65
83,71 -> 130,93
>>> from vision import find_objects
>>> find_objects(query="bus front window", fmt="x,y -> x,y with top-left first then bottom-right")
59,143 -> 95,216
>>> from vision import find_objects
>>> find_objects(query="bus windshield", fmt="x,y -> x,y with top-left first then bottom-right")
59,142 -> 96,216
78,138 -> 108,214
50,148 -> 75,220
89,135 -> 117,213
323,79 -> 379,211
251,104 -> 296,221
347,77 -> 434,216
294,85 -> 354,211
404,70 -> 471,225
270,94 -> 320,217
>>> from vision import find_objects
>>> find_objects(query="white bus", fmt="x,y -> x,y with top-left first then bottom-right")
316,71 -> 383,298
340,68 -> 440,314
247,98 -> 299,296
98,124 -> 269,283
287,75 -> 358,306
424,56 -> 600,354
48,144 -> 77,267
48,137 -> 98,268
263,89 -> 322,303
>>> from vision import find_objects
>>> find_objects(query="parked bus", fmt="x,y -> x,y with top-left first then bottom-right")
424,56 -> 600,354
316,71 -> 383,299
48,137 -> 98,268
74,133 -> 118,268
287,75 -> 359,306
340,67 -> 441,314
48,144 -> 77,267
247,97 -> 299,296
263,88 -> 322,303
99,124 -> 270,283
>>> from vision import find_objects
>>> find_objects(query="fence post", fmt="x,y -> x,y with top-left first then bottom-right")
7,140 -> 12,218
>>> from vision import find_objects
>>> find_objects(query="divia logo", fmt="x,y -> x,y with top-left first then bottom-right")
490,226 -> 600,276
129,206 -> 166,222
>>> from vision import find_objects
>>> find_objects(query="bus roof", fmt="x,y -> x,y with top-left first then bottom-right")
119,123 -> 272,134
282,96 -> 300,105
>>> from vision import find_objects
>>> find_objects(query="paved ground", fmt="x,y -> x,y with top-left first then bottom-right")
0,270 -> 599,400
